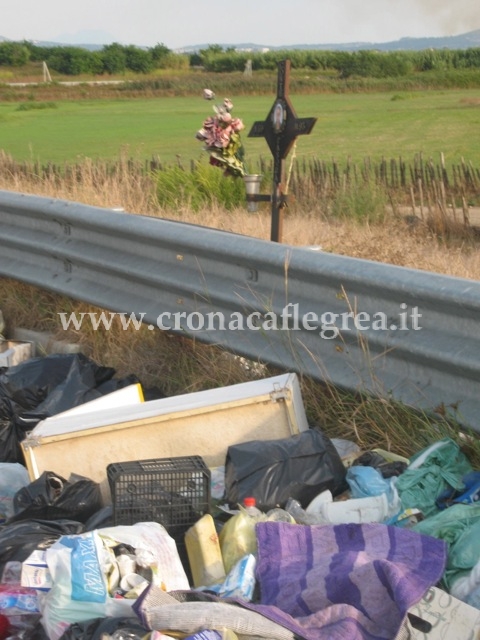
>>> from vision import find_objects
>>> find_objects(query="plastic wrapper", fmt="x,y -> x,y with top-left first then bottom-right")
346,465 -> 400,516
201,554 -> 256,601
40,522 -> 189,640
0,584 -> 39,615
0,583 -> 42,640
218,507 -> 266,574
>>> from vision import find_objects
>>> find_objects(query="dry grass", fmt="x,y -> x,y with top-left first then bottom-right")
299,375 -> 480,464
2,151 -> 479,280
0,152 -> 157,214
1,165 -> 480,464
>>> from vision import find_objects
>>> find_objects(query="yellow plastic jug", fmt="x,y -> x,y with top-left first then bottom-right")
185,513 -> 226,588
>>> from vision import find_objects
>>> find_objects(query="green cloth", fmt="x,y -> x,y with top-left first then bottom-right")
413,503 -> 480,589
396,437 -> 472,518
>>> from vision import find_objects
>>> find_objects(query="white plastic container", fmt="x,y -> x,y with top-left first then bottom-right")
306,490 -> 389,524
306,490 -> 334,515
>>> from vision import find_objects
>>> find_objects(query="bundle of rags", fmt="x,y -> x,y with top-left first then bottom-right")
135,522 -> 446,640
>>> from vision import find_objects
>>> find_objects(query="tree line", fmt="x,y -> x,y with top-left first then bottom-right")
0,41 -> 185,75
1,40 -> 480,78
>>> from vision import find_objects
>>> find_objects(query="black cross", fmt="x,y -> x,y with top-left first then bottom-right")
248,59 -> 316,242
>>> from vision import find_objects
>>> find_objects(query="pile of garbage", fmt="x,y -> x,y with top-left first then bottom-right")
1,353 -> 480,640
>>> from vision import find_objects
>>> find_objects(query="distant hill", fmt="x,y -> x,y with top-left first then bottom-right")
0,35 -> 104,50
1,28 -> 480,53
178,29 -> 480,53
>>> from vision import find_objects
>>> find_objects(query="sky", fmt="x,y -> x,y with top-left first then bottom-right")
2,0 -> 480,50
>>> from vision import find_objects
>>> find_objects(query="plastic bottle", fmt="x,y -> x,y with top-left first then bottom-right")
243,497 -> 263,517
266,508 -> 296,523
219,498 -> 265,574
285,498 -> 324,525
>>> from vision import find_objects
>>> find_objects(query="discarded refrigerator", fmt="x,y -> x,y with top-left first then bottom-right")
21,372 -> 309,504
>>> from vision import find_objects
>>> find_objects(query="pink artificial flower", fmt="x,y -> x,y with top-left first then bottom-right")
202,116 -> 216,130
231,118 -> 244,132
219,112 -> 232,124
217,128 -> 231,148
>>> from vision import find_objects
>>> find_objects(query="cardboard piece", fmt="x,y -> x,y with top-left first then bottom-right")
0,340 -> 32,367
407,586 -> 480,639
21,373 -> 308,504
41,382 -> 144,422
21,550 -> 52,591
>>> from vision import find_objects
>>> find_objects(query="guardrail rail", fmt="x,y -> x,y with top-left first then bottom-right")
1,190 -> 480,431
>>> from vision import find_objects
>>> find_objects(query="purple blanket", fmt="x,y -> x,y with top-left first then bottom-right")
252,522 -> 446,640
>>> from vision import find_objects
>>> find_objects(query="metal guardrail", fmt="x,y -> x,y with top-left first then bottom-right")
1,190 -> 480,431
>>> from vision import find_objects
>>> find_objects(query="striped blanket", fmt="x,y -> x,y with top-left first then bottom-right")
253,521 -> 446,640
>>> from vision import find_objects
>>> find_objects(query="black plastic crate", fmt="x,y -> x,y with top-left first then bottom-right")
107,456 -> 211,538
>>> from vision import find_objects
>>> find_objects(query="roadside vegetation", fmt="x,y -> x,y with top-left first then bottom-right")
2,40 -> 480,80
1,42 -> 480,461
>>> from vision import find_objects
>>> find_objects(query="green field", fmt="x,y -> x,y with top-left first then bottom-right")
1,89 -> 480,167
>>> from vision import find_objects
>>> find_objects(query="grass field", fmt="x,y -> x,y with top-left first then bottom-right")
1,89 -> 480,167
2,80 -> 480,460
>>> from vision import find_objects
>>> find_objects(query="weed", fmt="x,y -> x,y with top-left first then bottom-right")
155,162 -> 246,211
330,177 -> 389,223
15,101 -> 57,111
2,278 -> 479,465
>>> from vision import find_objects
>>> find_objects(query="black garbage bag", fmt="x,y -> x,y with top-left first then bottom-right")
0,353 -> 140,463
0,353 -> 115,411
0,395 -> 28,464
224,427 -> 348,511
21,618 -> 50,640
58,616 -> 150,640
84,505 -> 114,531
351,450 -> 408,478
95,373 -> 141,396
18,354 -> 117,421
0,518 -> 84,577
9,472 -> 103,524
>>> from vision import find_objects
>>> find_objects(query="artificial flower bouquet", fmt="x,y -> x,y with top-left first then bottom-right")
196,95 -> 247,177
